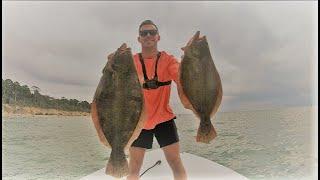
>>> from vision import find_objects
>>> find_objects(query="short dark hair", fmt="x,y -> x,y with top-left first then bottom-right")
138,20 -> 158,32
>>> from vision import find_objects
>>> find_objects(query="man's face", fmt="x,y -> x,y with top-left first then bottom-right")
138,24 -> 160,48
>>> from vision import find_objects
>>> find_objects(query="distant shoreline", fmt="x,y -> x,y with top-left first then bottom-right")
2,104 -> 90,117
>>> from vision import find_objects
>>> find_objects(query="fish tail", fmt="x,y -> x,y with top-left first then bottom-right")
105,149 -> 129,178
196,115 -> 217,143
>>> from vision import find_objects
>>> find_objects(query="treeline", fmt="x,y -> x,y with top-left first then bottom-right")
2,79 -> 91,112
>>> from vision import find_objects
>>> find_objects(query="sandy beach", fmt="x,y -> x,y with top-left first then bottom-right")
2,104 -> 90,117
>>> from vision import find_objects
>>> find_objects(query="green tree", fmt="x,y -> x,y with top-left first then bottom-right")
2,79 -> 91,112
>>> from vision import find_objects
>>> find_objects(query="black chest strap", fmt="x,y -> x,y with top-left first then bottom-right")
156,81 -> 172,86
138,52 -> 172,87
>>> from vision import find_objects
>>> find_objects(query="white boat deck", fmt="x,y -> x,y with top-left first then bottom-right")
80,149 -> 248,180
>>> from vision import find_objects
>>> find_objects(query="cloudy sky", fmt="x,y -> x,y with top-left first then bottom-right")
2,1 -> 317,112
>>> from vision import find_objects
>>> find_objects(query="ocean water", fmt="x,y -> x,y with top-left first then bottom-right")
2,107 -> 317,180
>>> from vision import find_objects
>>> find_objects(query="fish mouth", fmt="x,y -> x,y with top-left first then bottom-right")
182,31 -> 206,50
117,43 -> 131,54
192,31 -> 206,44
193,31 -> 200,41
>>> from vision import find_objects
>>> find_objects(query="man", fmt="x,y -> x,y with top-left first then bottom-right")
125,20 -> 189,180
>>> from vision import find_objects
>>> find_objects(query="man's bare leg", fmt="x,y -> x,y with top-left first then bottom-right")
162,142 -> 187,180
126,147 -> 146,180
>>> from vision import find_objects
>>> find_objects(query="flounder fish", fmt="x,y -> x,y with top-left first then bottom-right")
179,31 -> 223,143
91,43 -> 147,178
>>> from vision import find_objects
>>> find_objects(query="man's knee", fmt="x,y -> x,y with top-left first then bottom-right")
129,147 -> 146,172
127,147 -> 146,180
162,143 -> 183,167
166,154 -> 183,167
129,147 -> 145,161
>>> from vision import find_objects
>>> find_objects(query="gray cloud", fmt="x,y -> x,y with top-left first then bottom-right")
3,1 -> 317,111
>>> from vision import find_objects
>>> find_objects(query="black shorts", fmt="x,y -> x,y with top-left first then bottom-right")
131,117 -> 179,149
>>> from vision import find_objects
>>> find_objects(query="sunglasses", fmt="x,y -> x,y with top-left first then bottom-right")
139,30 -> 158,37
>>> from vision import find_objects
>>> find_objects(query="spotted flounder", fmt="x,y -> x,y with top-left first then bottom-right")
91,43 -> 147,178
179,31 -> 223,143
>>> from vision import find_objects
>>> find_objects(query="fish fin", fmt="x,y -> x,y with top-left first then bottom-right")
176,73 -> 196,113
91,101 -> 111,147
125,101 -> 147,150
196,116 -> 217,143
210,85 -> 223,118
106,149 -> 129,178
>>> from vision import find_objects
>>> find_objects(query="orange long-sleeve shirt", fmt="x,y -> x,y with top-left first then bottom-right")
133,51 -> 179,130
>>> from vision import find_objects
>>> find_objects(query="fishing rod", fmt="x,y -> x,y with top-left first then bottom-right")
139,160 -> 162,177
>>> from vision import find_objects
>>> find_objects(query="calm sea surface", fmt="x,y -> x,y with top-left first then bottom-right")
2,107 -> 317,180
